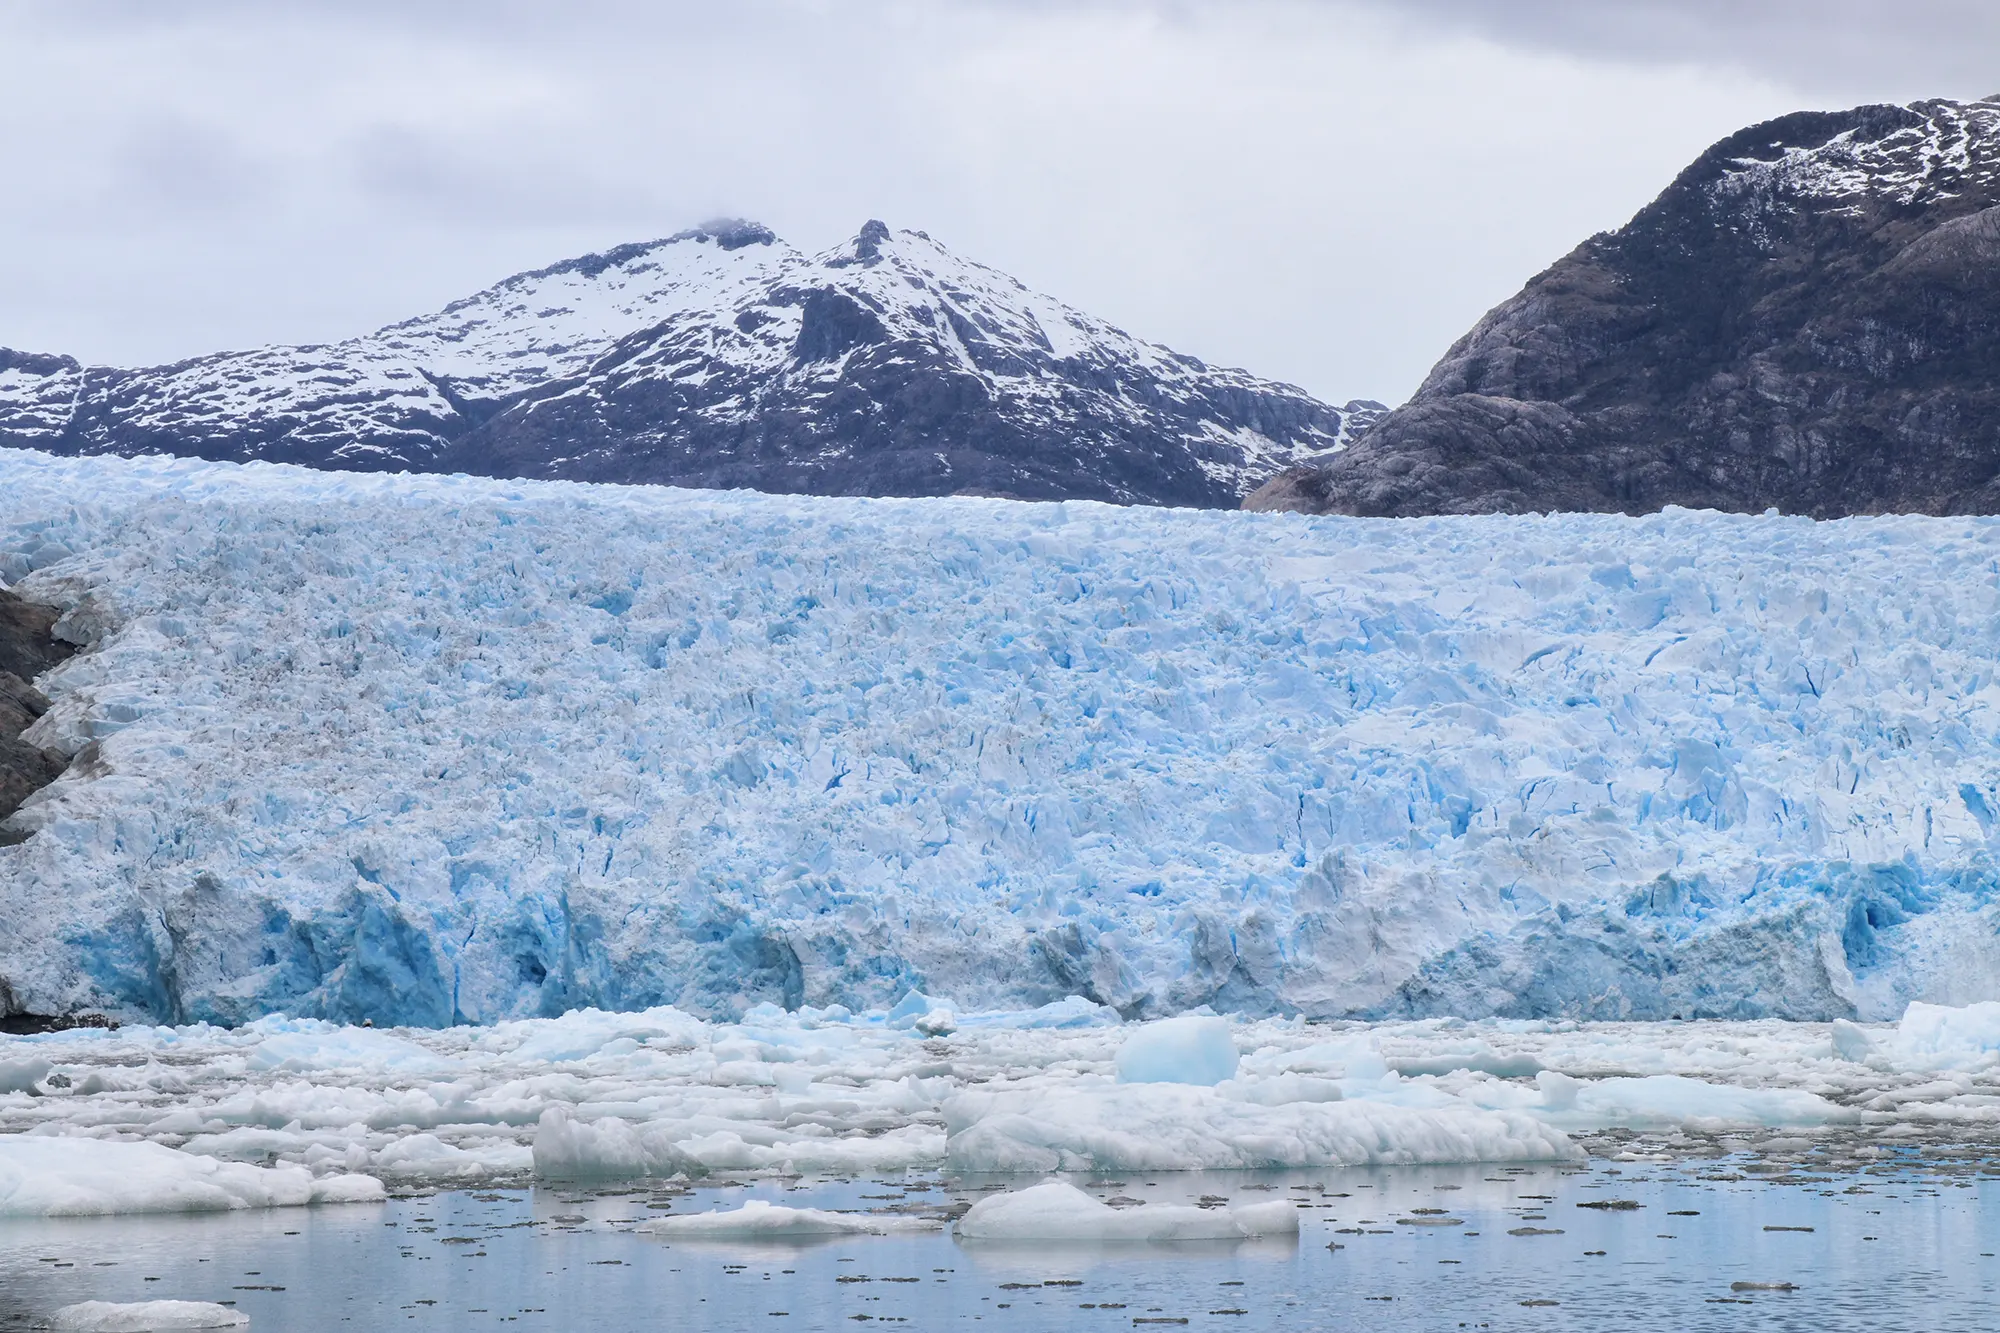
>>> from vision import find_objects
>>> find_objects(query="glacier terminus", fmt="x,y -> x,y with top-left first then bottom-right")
1,450 -> 1997,1030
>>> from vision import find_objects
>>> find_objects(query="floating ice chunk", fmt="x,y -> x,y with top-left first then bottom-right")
494,1006 -> 707,1064
944,1083 -> 1579,1172
638,1199 -> 939,1237
0,1137 -> 318,1216
0,1057 -> 51,1094
955,1180 -> 1298,1242
52,1301 -> 248,1331
1248,1038 -> 1390,1083
913,1010 -> 958,1037
1390,1043 -> 1543,1078
374,1133 -> 532,1180
531,1108 -> 703,1179
953,997 -> 1121,1030
672,1126 -> 944,1175
887,990 -> 947,1024
1830,1019 -> 1876,1063
1220,1074 -> 1343,1106
1529,1073 -> 1847,1131
245,1026 -> 451,1075
1116,1016 -> 1239,1086
1889,1001 -> 2000,1070
1536,1070 -> 1581,1111
310,1173 -> 388,1204
531,1107 -> 941,1177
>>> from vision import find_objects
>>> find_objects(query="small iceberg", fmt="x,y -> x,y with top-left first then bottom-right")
637,1199 -> 941,1237
52,1303 -> 248,1331
954,1180 -> 1300,1242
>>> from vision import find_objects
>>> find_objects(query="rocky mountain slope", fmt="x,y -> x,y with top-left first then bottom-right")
0,221 -> 1378,508
0,590 -> 71,836
1248,97 -> 2000,518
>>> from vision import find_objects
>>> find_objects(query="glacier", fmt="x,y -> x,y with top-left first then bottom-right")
1,449 -> 1999,1026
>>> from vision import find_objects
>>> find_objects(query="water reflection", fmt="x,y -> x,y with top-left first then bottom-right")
1,1159 -> 1994,1331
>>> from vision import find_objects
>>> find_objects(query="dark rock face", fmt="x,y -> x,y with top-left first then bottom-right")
0,221 -> 1380,508
1248,97 -> 2000,517
0,590 -> 72,833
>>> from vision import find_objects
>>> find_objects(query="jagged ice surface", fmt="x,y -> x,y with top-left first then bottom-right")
3,451 -> 2000,1024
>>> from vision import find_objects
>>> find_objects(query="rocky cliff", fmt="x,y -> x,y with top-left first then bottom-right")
1247,97 -> 2000,517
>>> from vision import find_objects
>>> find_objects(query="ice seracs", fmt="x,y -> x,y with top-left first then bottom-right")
5,452 -> 2000,1025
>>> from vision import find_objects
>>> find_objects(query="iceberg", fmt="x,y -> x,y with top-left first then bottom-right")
1882,1000 -> 2000,1070
0,1136 -> 383,1216
1,450 -> 1999,1026
637,1199 -> 938,1237
954,1179 -> 1299,1242
943,1081 -> 1581,1172
1521,1071 -> 1850,1131
1116,1015 -> 1239,1085
52,1303 -> 248,1332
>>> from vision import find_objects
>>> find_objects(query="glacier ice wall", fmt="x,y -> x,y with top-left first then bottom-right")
2,450 -> 1999,1026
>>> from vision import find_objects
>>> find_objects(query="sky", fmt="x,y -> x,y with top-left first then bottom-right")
2,1 -> 1993,406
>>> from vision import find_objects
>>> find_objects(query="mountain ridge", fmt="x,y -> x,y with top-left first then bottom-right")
1247,96 -> 2000,518
0,221 -> 1380,508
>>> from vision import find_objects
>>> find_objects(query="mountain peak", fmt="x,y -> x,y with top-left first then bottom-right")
1247,94 -> 2000,519
675,218 -> 780,251
827,219 -> 896,268
0,222 -> 1372,507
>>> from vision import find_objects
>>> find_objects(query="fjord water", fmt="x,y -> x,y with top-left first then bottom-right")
5,1162 -> 1994,1332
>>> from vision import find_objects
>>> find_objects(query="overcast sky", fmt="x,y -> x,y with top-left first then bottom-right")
3,1 -> 1992,405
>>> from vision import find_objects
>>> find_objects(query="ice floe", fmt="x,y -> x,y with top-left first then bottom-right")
954,1179 -> 1299,1241
51,1303 -> 248,1331
7,1001 -> 2000,1196
0,1136 -> 381,1217
638,1199 -> 939,1237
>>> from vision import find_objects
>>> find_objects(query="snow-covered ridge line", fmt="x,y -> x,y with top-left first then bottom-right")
2,450 -> 1999,1027
0,221 -> 1375,507
1704,97 -> 2000,216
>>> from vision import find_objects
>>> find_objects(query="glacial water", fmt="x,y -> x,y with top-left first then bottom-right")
4,1158 -> 1994,1332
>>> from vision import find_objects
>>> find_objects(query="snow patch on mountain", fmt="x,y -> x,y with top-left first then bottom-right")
1707,98 -> 2000,221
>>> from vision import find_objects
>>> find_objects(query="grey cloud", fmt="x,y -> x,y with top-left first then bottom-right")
0,0 -> 1961,409
1338,0 -> 2000,100
110,117 -> 273,217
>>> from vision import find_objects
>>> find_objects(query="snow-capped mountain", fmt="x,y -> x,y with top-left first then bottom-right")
0,221 -> 1378,507
1249,96 -> 2000,517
